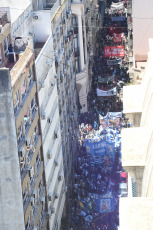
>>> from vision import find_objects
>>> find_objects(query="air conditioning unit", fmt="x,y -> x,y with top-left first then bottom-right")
47,151 -> 52,159
55,192 -> 59,199
47,117 -> 52,123
51,206 -> 55,214
60,73 -> 64,79
33,190 -> 37,198
46,61 -> 52,68
47,210 -> 51,218
35,104 -> 38,111
66,12 -> 71,19
33,15 -> 39,20
39,81 -> 45,88
30,144 -> 35,152
62,17 -> 66,24
31,197 -> 35,206
54,159 -> 59,166
41,112 -> 46,120
50,82 -> 54,87
64,68 -> 67,74
63,186 -> 67,193
25,137 -> 30,146
48,192 -> 53,201
19,147 -> 24,157
58,173 -> 63,181
54,132 -> 58,139
41,197 -> 45,205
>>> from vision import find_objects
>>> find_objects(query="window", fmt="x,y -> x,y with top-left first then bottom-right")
23,185 -> 28,206
36,152 -> 41,168
24,108 -> 30,130
33,124 -> 39,144
28,66 -> 34,87
21,79 -> 27,101
13,91 -> 20,114
3,36 -> 8,56
20,154 -> 26,174
0,47 -> 2,63
17,124 -> 23,145
31,96 -> 37,114
25,216 -> 30,229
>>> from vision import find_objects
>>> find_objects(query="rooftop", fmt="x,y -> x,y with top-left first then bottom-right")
0,0 -> 31,23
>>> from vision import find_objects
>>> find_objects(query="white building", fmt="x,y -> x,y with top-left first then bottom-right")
132,0 -> 153,63
71,0 -> 101,113
35,30 -> 66,229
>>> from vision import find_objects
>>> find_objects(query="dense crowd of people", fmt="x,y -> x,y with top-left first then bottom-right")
69,1 -> 130,229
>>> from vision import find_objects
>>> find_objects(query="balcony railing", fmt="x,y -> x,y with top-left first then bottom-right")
15,81 -> 35,118
33,187 -> 45,221
41,211 -> 47,229
30,161 -> 43,196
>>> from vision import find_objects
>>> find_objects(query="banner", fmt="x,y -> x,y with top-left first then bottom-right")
111,2 -> 124,10
82,192 -> 115,214
85,139 -> 115,164
107,59 -> 122,65
97,87 -> 117,96
113,33 -> 124,38
113,36 -> 122,43
98,76 -> 114,83
108,26 -> 122,34
111,16 -> 126,22
104,46 -> 125,57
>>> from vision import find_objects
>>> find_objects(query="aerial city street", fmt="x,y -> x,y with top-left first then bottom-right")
69,1 -> 129,229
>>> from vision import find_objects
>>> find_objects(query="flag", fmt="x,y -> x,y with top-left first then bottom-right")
78,201 -> 84,208
94,121 -> 98,129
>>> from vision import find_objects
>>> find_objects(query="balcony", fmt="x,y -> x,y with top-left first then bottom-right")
15,81 -> 36,120
2,38 -> 33,78
33,187 -> 45,221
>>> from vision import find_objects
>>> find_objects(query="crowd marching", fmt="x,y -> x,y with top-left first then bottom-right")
69,1 -> 130,229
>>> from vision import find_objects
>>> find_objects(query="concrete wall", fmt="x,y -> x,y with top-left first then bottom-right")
119,198 -> 153,230
33,10 -> 51,42
133,0 -> 153,61
0,69 -> 25,230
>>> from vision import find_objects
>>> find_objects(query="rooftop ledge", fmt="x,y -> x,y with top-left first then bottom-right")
119,197 -> 153,230
121,127 -> 147,167
123,85 -> 144,114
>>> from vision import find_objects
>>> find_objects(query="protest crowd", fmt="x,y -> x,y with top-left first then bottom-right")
69,1 -> 130,229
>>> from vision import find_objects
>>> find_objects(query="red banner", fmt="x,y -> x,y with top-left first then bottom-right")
113,37 -> 122,43
113,33 -> 124,43
108,26 -> 122,35
104,46 -> 125,57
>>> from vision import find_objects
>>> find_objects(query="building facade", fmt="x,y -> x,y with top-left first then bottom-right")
0,33 -> 49,230
71,0 -> 101,113
119,39 -> 153,230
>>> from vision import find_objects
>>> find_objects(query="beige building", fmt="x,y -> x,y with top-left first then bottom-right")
0,19 -> 49,230
120,39 -> 153,229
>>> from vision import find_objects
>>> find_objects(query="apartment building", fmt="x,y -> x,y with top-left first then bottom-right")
34,23 -> 66,228
0,0 -> 77,229
0,2 -> 64,230
43,0 -> 79,188
71,0 -> 101,113
0,10 -> 49,230
119,39 -> 153,230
